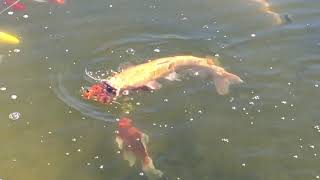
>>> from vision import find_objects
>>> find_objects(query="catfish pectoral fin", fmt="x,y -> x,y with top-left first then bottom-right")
145,81 -> 162,90
165,72 -> 181,81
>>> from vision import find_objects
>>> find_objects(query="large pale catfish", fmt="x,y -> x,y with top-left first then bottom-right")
82,55 -> 243,104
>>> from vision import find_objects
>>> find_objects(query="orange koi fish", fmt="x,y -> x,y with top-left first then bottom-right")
116,117 -> 163,178
252,0 -> 282,25
82,55 -> 243,104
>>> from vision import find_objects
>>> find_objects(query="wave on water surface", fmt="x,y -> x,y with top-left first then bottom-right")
51,73 -> 116,123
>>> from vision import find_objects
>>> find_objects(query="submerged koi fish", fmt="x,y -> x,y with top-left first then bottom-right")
3,0 -> 26,11
116,117 -> 163,178
252,0 -> 283,25
82,55 -> 243,104
0,31 -> 20,44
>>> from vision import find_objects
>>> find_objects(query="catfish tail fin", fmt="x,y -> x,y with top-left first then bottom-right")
142,156 -> 163,179
213,70 -> 243,95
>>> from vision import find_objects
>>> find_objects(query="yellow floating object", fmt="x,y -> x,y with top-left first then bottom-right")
0,32 -> 20,45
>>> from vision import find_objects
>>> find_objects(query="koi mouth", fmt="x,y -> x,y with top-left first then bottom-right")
81,81 -> 117,104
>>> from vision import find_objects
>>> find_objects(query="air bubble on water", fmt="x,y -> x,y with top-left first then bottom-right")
109,4 -> 113,8
315,84 -> 319,88
202,25 -> 209,29
153,48 -> 160,53
232,106 -> 236,110
72,138 -> 77,142
94,155 -> 99,159
293,155 -> 298,158
65,152 -> 70,156
164,98 -> 168,102
77,149 -> 81,152
281,101 -> 287,104
251,33 -> 256,37
139,172 -> 144,176
242,163 -> 246,167
221,138 -> 229,143
0,87 -> 6,91
189,118 -> 194,121
99,165 -> 104,169
9,112 -> 21,120
8,11 -> 14,15
13,49 -> 20,53
125,48 -> 135,55
23,14 -> 29,19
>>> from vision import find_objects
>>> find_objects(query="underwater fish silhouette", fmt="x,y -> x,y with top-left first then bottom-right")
252,0 -> 283,25
116,117 -> 163,178
82,55 -> 243,104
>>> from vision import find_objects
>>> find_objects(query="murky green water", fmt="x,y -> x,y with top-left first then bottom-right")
1,0 -> 320,179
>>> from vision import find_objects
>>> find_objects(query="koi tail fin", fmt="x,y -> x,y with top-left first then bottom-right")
213,70 -> 243,95
142,156 -> 163,179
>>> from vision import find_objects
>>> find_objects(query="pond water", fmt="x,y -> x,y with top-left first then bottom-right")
0,0 -> 320,179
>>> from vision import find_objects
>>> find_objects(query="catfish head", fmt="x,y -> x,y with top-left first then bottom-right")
82,81 -> 117,104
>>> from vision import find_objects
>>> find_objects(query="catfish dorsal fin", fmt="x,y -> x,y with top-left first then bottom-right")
205,55 -> 221,66
118,62 -> 134,72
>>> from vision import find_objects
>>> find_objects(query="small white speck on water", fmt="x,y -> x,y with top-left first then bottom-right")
125,48 -> 135,55
310,145 -> 315,149
9,112 -> 21,120
316,175 -> 319,179
116,150 -> 120,154
8,11 -> 14,15
189,118 -> 194,121
198,110 -> 203,114
249,101 -> 254,105
48,131 -> 52,134
315,84 -> 319,88
251,33 -> 256,37
202,24 -> 209,29
10,94 -> 17,100
65,152 -> 70,156
48,67 -> 52,70
242,163 -> 246,167
94,156 -> 99,159
281,101 -> 287,104
250,121 -> 254,125
87,162 -> 91,166
221,138 -> 229,143
232,106 -> 236,110
99,165 -> 104,169
269,66 -> 273,70
281,117 -> 285,120
153,123 -> 157,126
0,87 -> 6,91
23,14 -> 29,19
164,98 -> 168,102
47,163 -> 51,166
13,49 -> 20,53
44,26 -> 48,29
77,149 -> 81,152
72,138 -> 76,142
139,172 -> 144,176
293,155 -> 298,158
136,102 -> 141,105
153,48 -> 160,53
68,110 -> 72,114
288,82 -> 292,86
65,49 -> 69,53
109,4 -> 113,8
194,71 -> 199,76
